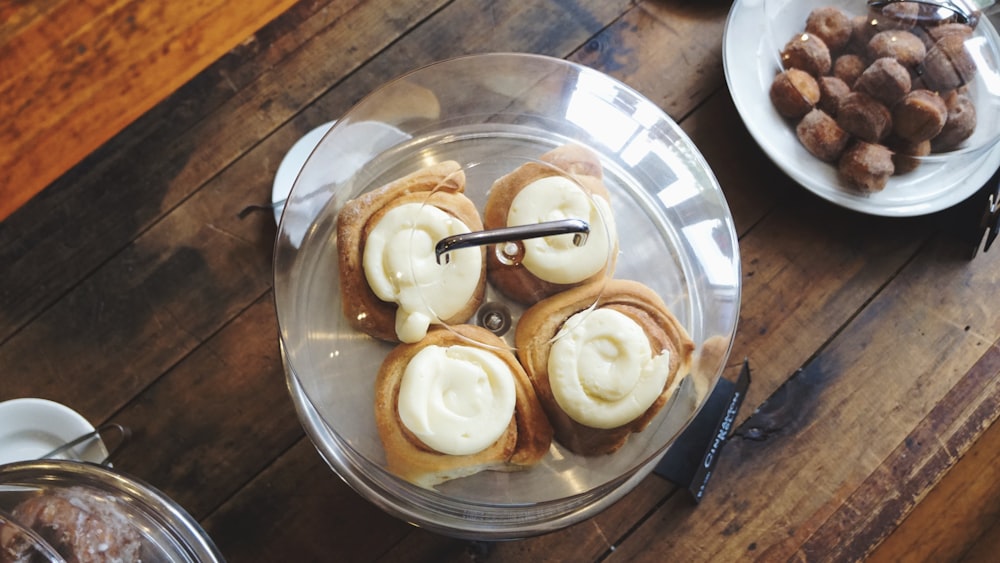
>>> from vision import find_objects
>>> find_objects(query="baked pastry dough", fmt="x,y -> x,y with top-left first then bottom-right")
483,144 -> 618,304
515,279 -> 694,456
337,161 -> 487,342
375,325 -> 553,488
7,487 -> 142,562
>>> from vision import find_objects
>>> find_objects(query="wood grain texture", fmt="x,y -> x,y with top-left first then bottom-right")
604,236 -> 1000,562
0,0 -> 301,221
869,416 -> 1000,562
4,0 -> 1000,561
0,0 -> 445,343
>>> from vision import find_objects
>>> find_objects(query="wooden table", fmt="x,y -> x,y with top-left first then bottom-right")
3,1 -> 1000,561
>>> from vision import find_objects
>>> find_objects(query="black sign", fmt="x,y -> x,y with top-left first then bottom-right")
654,359 -> 751,503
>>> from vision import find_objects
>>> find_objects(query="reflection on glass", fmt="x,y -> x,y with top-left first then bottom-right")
968,36 -> 1000,95
682,219 -> 739,289
566,77 -> 639,152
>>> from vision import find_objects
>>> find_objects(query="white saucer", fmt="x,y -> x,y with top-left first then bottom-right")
0,398 -> 109,465
272,121 -> 337,223
273,120 -> 412,248
723,0 -> 1000,217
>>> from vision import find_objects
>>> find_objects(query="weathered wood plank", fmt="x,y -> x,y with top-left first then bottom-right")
868,418 -> 1000,561
959,518 -> 1000,562
202,439 -> 415,562
573,0 -> 731,122
679,91 -> 795,234
0,0 -> 299,220
0,1 -> 96,63
805,339 -> 1000,561
0,166 -> 277,418
109,294 -> 302,519
0,0 -> 444,344
375,477 -> 678,562
605,234 -> 1000,561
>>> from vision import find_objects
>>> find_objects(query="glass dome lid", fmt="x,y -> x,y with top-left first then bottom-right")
273,53 -> 741,539
0,460 -> 223,562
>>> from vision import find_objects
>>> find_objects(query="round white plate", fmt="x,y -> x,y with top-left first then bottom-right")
0,398 -> 108,465
723,0 -> 1000,217
272,121 -> 337,223
274,120 -> 412,249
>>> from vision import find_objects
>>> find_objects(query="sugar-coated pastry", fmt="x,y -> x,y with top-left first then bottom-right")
923,33 -> 977,91
839,141 -> 895,192
817,76 -> 851,117
774,5 -> 982,193
8,487 -> 142,563
933,91 -> 977,151
515,279 -> 694,456
374,325 -> 553,488
887,135 -> 931,174
781,32 -> 832,76
892,89 -> 947,143
868,30 -> 927,68
770,69 -> 820,119
837,91 -> 893,143
833,54 -> 866,87
337,161 -> 487,343
854,57 -> 911,106
849,15 -> 878,54
483,143 -> 618,305
797,109 -> 850,163
879,1 -> 921,28
806,7 -> 852,53
922,23 -> 974,48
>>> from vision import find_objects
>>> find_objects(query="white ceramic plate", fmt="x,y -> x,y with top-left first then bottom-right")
0,398 -> 108,465
272,120 -> 413,225
723,0 -> 1000,217
272,121 -> 337,223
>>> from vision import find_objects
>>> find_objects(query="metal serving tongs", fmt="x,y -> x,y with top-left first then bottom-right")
867,0 -> 997,27
39,423 -> 131,466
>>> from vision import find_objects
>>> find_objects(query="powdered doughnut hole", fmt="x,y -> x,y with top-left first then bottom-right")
818,76 -> 851,116
797,109 -> 850,162
770,68 -> 821,119
867,30 -> 926,68
923,33 -> 977,91
806,7 -> 852,52
854,57 -> 912,106
849,15 -> 878,53
839,141 -> 895,192
767,4 -> 985,193
887,136 -> 932,174
892,90 -> 948,143
833,54 -> 866,86
879,2 -> 921,28
781,32 -> 832,76
933,91 -> 977,151
837,91 -> 892,143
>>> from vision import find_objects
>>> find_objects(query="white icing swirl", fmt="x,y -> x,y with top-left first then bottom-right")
506,176 -> 616,284
362,203 -> 481,343
397,344 -> 517,455
548,308 -> 670,429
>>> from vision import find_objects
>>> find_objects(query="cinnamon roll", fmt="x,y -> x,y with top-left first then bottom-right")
515,279 -> 694,456
483,143 -> 618,304
374,325 -> 553,488
337,161 -> 487,343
